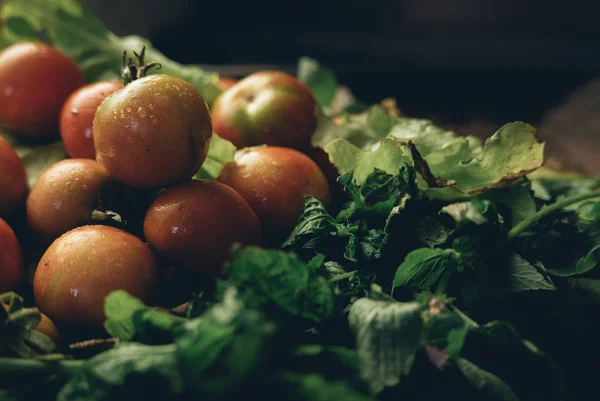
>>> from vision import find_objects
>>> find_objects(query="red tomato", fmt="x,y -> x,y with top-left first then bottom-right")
218,146 -> 330,237
60,81 -> 124,159
33,225 -> 159,328
211,71 -> 318,150
0,218 -> 23,292
0,136 -> 28,216
143,180 -> 261,276
93,74 -> 212,189
0,42 -> 86,138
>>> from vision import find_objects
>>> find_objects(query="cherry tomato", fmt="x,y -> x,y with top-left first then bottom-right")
211,71 -> 317,150
0,135 -> 28,216
26,159 -> 118,242
34,313 -> 60,346
0,42 -> 86,138
34,225 -> 159,328
218,146 -> 330,237
93,74 -> 212,189
60,81 -> 124,159
143,180 -> 261,276
0,218 -> 23,292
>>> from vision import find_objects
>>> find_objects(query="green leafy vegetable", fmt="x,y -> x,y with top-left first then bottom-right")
297,56 -> 338,108
192,133 -> 237,180
394,248 -> 462,292
507,254 -> 556,292
0,0 -> 221,104
348,298 -> 422,394
226,246 -> 336,322
455,358 -> 520,401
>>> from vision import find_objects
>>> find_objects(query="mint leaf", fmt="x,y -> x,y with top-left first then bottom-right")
455,358 -> 520,401
508,254 -> 556,292
57,343 -> 184,401
282,195 -> 358,260
297,56 -> 338,108
104,290 -> 182,342
348,298 -> 422,394
103,290 -> 147,341
546,244 -> 600,277
226,246 -> 336,321
192,133 -> 236,180
1,0 -> 221,104
394,248 -> 461,291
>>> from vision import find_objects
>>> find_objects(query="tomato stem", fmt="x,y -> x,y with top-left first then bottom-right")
90,209 -> 123,223
122,46 -> 162,85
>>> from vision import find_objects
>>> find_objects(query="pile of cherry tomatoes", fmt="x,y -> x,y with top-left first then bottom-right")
0,41 -> 332,345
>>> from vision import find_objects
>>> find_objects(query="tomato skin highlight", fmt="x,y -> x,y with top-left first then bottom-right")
143,180 -> 261,276
60,81 -> 124,159
0,218 -> 23,292
0,136 -> 28,216
0,42 -> 86,138
211,71 -> 318,150
26,159 -> 116,243
93,74 -> 212,189
33,225 -> 159,329
218,146 -> 330,237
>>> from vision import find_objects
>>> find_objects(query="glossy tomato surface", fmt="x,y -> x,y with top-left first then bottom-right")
211,71 -> 317,150
33,225 -> 159,328
0,136 -> 28,216
0,218 -> 23,292
93,74 -> 212,189
26,159 -> 115,242
218,146 -> 330,237
143,180 -> 261,276
60,81 -> 124,159
0,42 -> 86,138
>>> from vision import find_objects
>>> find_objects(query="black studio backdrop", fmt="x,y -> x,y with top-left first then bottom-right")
84,0 -> 600,125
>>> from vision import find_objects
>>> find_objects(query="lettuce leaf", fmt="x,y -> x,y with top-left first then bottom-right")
321,112 -> 544,196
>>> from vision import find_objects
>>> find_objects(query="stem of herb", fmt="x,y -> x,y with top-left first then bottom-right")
435,272 -> 452,295
451,305 -> 479,328
0,357 -> 84,375
328,270 -> 357,283
507,191 -> 600,241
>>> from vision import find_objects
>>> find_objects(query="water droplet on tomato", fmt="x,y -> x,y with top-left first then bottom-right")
137,107 -> 147,118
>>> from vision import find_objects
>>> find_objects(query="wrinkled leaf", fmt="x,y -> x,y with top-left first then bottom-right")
348,298 -> 422,394
456,358 -> 520,401
226,246 -> 336,321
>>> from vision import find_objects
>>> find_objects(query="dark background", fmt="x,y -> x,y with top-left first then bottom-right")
83,0 -> 600,172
